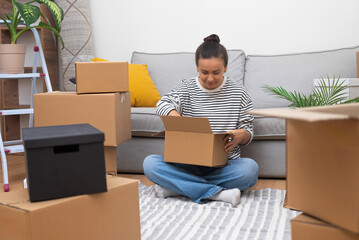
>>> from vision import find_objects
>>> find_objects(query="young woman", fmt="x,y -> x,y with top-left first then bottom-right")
143,34 -> 258,206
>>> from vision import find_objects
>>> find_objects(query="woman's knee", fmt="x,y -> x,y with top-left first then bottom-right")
241,158 -> 259,188
228,158 -> 259,190
143,155 -> 164,178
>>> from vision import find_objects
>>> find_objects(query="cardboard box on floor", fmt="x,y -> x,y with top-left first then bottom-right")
251,104 -> 359,233
291,214 -> 359,240
105,146 -> 117,176
159,116 -> 227,167
0,176 -> 141,240
75,61 -> 129,94
34,92 -> 131,146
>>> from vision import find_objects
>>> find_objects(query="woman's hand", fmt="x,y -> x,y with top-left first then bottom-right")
223,129 -> 251,153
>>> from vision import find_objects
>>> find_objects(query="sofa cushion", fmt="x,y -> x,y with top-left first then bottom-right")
244,46 -> 359,109
131,50 -> 246,96
131,107 -> 164,137
253,116 -> 285,139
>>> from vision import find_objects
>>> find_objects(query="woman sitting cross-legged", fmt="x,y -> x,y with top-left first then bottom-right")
143,34 -> 259,207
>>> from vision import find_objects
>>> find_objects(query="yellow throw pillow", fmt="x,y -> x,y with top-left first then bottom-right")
128,64 -> 161,107
91,58 -> 109,62
91,58 -> 161,107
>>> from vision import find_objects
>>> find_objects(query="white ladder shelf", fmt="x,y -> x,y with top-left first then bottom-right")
0,22 -> 53,192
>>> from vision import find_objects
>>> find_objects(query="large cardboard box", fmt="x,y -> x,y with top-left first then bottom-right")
23,124 -> 107,202
161,116 -> 227,167
34,92 -> 131,146
0,176 -> 141,240
251,104 -> 359,233
291,214 -> 359,240
75,61 -> 129,94
105,146 -> 117,176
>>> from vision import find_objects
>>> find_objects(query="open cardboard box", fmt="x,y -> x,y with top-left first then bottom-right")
75,61 -> 129,94
34,91 -> 131,146
0,176 -> 140,240
158,116 -> 228,167
251,103 -> 359,233
291,214 -> 359,240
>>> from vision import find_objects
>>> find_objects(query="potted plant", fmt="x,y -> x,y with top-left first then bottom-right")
263,76 -> 359,108
0,0 -> 64,74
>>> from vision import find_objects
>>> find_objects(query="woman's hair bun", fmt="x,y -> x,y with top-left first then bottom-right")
204,34 -> 220,44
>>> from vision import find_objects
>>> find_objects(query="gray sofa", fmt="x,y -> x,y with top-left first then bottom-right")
117,46 -> 359,178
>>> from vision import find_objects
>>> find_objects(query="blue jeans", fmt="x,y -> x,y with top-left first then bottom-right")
143,155 -> 259,203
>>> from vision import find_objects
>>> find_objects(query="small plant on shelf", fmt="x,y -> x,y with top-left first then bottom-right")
263,76 -> 359,108
0,0 -> 64,48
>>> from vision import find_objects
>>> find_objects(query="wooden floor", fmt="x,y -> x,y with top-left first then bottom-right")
0,154 -> 286,192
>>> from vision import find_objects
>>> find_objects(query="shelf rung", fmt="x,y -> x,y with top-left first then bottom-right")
4,144 -> 24,154
5,105 -> 30,110
0,109 -> 33,115
0,73 -> 40,79
4,140 -> 22,146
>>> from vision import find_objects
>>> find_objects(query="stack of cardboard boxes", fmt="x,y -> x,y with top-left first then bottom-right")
34,61 -> 132,175
251,104 -> 359,240
0,62 -> 141,239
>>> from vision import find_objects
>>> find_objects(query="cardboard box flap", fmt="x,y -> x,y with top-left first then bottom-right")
250,104 -> 359,122
0,189 -> 28,206
292,214 -> 326,226
0,188 -> 78,212
0,177 -> 138,212
299,103 -> 359,118
152,131 -> 165,137
161,116 -> 213,133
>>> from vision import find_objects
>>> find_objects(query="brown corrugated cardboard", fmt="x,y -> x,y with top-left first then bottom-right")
161,116 -> 227,167
0,176 -> 141,240
75,61 -> 129,94
291,214 -> 359,240
251,103 -> 359,233
105,146 -> 117,176
34,92 -> 131,146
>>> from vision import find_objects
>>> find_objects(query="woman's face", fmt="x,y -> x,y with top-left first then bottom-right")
197,57 -> 227,90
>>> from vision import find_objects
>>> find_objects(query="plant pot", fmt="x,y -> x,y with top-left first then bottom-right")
0,44 -> 26,74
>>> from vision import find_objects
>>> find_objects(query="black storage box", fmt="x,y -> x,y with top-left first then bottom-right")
22,124 -> 107,202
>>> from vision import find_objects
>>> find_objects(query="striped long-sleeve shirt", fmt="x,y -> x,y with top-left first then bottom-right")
156,76 -> 254,159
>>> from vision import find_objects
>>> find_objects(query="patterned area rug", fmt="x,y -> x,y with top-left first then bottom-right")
139,183 -> 300,240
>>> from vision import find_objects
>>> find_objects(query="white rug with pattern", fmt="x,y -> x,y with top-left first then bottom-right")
139,183 -> 300,240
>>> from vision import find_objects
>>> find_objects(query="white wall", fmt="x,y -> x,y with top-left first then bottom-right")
89,0 -> 359,62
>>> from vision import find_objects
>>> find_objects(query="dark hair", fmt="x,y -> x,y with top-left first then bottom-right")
195,34 -> 228,67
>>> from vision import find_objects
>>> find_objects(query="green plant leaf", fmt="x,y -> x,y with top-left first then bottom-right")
262,76 -> 358,108
38,21 -> 64,49
14,1 -> 40,27
262,85 -> 317,108
35,0 -> 64,32
314,76 -> 348,105
0,15 -> 12,31
5,12 -> 12,21
343,97 -> 359,104
39,11 -> 57,46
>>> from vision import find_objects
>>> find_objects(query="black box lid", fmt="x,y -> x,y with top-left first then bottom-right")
22,124 -> 105,149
